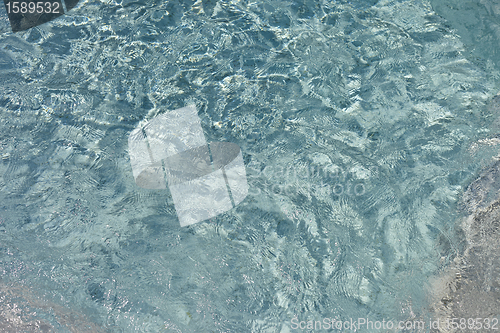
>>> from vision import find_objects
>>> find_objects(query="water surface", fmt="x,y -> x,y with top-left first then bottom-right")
0,0 -> 499,331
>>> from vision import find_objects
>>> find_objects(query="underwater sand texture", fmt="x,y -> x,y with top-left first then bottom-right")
0,281 -> 106,333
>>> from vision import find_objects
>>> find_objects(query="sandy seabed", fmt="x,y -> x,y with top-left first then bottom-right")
0,281 -> 105,333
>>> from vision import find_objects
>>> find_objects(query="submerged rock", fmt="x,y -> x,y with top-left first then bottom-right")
430,158 -> 500,332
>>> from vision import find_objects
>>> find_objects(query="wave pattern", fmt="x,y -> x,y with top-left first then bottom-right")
0,0 -> 499,331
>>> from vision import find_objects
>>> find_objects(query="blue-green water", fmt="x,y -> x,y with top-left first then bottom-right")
0,0 -> 499,332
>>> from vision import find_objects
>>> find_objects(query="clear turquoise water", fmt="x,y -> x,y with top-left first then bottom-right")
0,0 -> 499,332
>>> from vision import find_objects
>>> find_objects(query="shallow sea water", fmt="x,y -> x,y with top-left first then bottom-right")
0,0 -> 500,332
